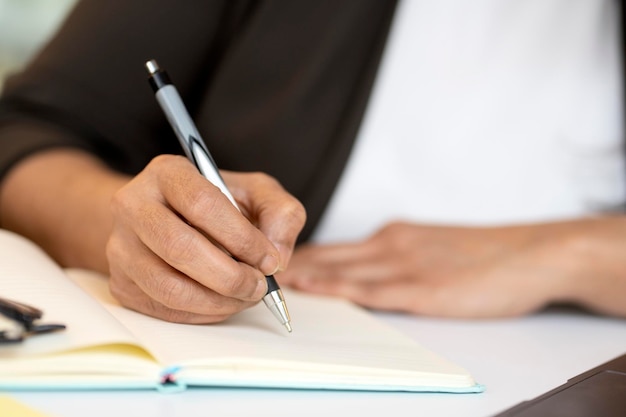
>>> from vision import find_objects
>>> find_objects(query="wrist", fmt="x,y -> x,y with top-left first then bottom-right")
1,149 -> 128,272
546,217 -> 626,316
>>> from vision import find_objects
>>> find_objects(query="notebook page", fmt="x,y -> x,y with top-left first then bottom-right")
68,268 -> 477,389
0,230 -> 142,359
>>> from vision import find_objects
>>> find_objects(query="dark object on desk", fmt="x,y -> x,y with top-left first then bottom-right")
0,296 -> 66,344
494,353 -> 626,417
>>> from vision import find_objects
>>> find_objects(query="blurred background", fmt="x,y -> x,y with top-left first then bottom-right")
0,0 -> 78,92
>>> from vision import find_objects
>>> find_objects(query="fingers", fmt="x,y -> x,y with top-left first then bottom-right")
282,245 -> 414,311
279,242 -> 393,286
223,171 -> 306,271
110,196 -> 267,301
107,233 -> 256,322
111,159 -> 268,301
287,275 -> 461,317
106,155 -> 304,324
279,237 -> 551,318
152,157 -> 281,276
286,258 -> 549,318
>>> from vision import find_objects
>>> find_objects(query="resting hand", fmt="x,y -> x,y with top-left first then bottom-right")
279,219 -> 626,318
107,155 -> 305,323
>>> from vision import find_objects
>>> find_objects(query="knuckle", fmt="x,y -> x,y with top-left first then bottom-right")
219,274 -> 245,297
373,221 -> 411,246
251,172 -> 287,198
158,307 -> 193,323
160,229 -> 197,266
109,185 -> 135,217
382,221 -> 406,235
281,198 -> 307,229
104,235 -> 120,263
249,171 -> 277,186
154,275 -> 192,310
107,274 -> 125,302
185,185 -> 222,222
149,153 -> 181,170
220,268 -> 258,298
228,234 -> 257,258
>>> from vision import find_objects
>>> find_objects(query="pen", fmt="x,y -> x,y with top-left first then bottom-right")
145,59 -> 292,333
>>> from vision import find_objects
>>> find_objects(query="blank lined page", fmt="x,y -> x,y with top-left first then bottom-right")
0,230 -> 140,359
68,268 -> 477,389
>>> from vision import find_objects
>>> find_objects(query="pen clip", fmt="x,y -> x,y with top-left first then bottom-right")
188,135 -> 239,209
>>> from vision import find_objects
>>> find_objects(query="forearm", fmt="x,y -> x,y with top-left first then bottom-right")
0,149 -> 129,273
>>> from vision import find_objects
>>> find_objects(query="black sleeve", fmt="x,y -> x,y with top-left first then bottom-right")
0,0 -> 254,177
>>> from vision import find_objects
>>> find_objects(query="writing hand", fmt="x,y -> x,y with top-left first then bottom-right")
107,155 -> 305,323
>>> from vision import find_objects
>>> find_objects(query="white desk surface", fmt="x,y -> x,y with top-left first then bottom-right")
8,307 -> 626,417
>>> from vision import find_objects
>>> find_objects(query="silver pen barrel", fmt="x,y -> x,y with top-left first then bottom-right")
146,59 -> 292,332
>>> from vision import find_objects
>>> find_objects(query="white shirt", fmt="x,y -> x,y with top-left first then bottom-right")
312,0 -> 624,244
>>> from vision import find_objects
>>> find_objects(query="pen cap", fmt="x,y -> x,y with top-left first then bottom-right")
145,60 -> 172,92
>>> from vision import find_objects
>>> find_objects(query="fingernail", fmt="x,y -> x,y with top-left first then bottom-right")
274,243 -> 292,271
260,254 -> 279,276
255,276 -> 268,299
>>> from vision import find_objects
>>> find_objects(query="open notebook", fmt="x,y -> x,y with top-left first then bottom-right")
0,229 -> 483,393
